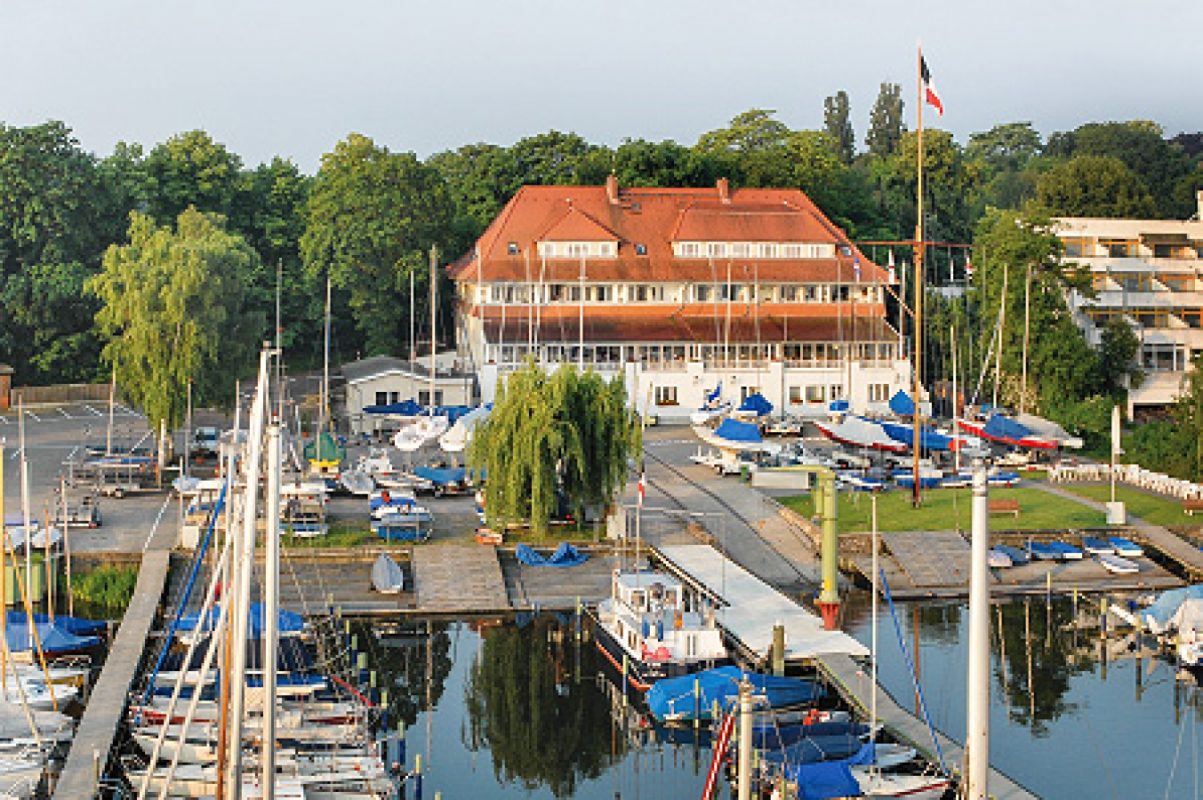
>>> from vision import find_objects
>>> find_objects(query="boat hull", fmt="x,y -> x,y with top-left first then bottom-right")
593,622 -> 725,693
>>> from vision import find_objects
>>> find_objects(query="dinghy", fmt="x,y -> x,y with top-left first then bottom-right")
1098,552 -> 1140,575
988,548 -> 1013,568
1110,536 -> 1144,557
1081,536 -> 1115,556
371,554 -> 404,594
993,544 -> 1029,566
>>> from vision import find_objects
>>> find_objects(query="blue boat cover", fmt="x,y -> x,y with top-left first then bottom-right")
178,603 -> 305,637
363,399 -> 422,416
515,543 -> 588,567
646,665 -> 825,722
881,421 -> 953,451
705,383 -> 722,403
1143,584 -> 1203,629
370,495 -> 418,512
761,734 -> 864,765
713,418 -> 763,444
889,390 -> 915,416
737,392 -> 773,417
787,762 -> 861,800
413,466 -> 467,485
6,611 -> 107,636
5,620 -> 100,654
828,400 -> 850,412
753,720 -> 869,750
983,414 -> 1032,442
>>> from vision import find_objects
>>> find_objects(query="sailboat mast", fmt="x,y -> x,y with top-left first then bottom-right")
323,274 -> 332,438
966,461 -> 991,798
106,363 -> 116,457
1020,263 -> 1032,414
911,46 -> 926,508
952,324 -> 960,475
261,419 -> 282,799
870,495 -> 879,756
19,397 -> 32,623
61,475 -> 73,616
430,245 -> 438,407
994,264 -> 1009,409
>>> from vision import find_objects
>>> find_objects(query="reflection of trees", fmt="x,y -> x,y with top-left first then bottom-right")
917,603 -> 963,646
350,620 -> 454,729
464,616 -> 610,797
993,599 -> 1095,735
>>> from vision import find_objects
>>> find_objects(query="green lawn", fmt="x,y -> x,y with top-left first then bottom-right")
780,486 -> 1104,533
282,520 -> 377,548
1057,483 -> 1189,527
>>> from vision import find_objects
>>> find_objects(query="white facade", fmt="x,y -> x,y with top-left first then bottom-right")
341,355 -> 475,436
1058,192 -> 1203,415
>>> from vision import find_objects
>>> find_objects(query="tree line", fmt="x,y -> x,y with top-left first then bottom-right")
0,86 -> 1200,434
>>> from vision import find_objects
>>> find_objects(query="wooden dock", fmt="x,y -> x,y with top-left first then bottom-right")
816,653 -> 1039,800
54,549 -> 172,800
655,544 -> 867,663
412,543 -> 510,613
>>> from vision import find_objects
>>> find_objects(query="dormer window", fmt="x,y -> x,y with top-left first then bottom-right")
635,243 -> 647,256
507,242 -> 519,255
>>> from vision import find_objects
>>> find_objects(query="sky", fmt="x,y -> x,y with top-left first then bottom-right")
0,1 -> 1197,173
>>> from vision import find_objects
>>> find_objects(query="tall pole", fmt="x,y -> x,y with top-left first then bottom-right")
912,46 -> 926,508
736,679 -> 753,800
322,274 -> 332,437
952,324 -> 960,475
430,245 -> 439,406
994,264 -> 1009,410
106,363 -> 116,457
1020,263 -> 1032,414
870,494 -> 879,759
18,397 -> 32,620
578,252 -> 585,371
261,420 -> 281,799
966,459 -> 991,799
184,379 -> 192,478
61,474 -> 73,616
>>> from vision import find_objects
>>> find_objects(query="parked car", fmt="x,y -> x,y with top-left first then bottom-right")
192,426 -> 221,458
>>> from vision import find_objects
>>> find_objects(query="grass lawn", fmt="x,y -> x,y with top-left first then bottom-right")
282,520 -> 377,548
1057,483 -> 1189,527
780,486 -> 1104,533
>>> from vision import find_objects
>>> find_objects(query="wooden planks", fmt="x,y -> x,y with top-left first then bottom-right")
412,543 -> 510,613
882,530 -> 971,588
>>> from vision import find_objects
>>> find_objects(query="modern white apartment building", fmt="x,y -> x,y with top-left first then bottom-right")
1059,191 -> 1203,416
448,178 -> 913,421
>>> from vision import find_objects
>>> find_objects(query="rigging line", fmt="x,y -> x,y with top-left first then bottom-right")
1164,699 -> 1189,800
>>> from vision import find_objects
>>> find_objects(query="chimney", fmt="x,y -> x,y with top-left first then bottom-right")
606,174 -> 619,205
717,177 -> 731,204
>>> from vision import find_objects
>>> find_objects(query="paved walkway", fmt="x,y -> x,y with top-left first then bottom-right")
1031,481 -> 1203,578
412,543 -> 509,613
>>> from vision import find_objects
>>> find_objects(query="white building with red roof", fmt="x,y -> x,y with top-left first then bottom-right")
448,176 -> 912,420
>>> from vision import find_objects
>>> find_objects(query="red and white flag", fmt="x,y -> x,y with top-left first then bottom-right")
887,249 -> 897,284
921,54 -> 944,116
637,469 -> 646,507
965,252 -> 975,278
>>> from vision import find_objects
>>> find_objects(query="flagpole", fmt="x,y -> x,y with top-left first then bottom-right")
912,45 -> 926,508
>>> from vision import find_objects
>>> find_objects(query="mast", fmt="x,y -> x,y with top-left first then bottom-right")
966,460 -> 991,798
411,268 -> 417,401
18,397 -> 32,631
185,379 -> 192,478
578,251 -> 585,371
261,418 -> 282,798
911,46 -> 926,508
1020,262 -> 1032,414
322,273 -> 332,439
106,363 -> 116,457
952,324 -> 960,475
870,494 -> 879,772
430,245 -> 439,408
994,264 -> 1009,409
62,474 -> 73,615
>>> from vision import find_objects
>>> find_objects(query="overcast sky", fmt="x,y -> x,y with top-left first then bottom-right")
0,1 -> 1196,172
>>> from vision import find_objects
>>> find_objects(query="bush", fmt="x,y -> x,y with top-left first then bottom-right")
71,565 -> 138,614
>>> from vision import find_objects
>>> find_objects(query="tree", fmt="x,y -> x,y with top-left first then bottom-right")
1035,155 -> 1156,218
577,138 -> 736,189
966,122 -> 1044,210
823,91 -> 855,164
508,131 -> 596,186
865,83 -> 905,157
88,208 -> 265,430
873,129 -> 978,244
1174,353 -> 1203,480
0,121 -> 111,383
301,134 -> 454,356
143,130 -> 245,225
695,109 -> 795,186
468,363 -> 638,534
1096,316 -> 1142,397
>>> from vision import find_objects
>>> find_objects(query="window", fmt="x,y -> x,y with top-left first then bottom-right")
1118,274 -> 1152,292
869,384 -> 890,403
1142,344 -> 1185,372
1131,310 -> 1168,328
507,242 -> 520,255
1062,238 -> 1093,258
830,385 -> 844,400
593,286 -> 611,302
788,386 -> 803,404
1159,274 -> 1194,292
655,386 -> 678,406
567,243 -> 587,258
1183,310 -> 1203,329
708,242 -> 726,258
389,391 -> 400,404
805,385 -> 826,404
417,390 -> 445,406
635,243 -> 647,256
760,243 -> 778,258
741,386 -> 760,401
1105,240 -> 1139,258
696,285 -> 713,302
733,243 -> 750,257
375,392 -> 388,406
780,286 -> 798,302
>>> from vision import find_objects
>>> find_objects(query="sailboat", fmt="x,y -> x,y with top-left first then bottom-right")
689,383 -> 730,426
394,246 -> 450,453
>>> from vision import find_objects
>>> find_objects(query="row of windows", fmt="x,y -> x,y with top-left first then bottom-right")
673,241 -> 836,260
650,383 -> 892,407
1064,238 -> 1203,260
1090,273 -> 1200,293
533,241 -> 618,258
373,390 -> 444,406
1086,308 -> 1203,329
476,283 -> 883,305
484,341 -> 900,367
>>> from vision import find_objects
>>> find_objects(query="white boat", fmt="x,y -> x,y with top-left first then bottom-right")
371,554 -> 404,594
691,418 -> 766,453
393,414 -> 449,452
814,416 -> 908,454
988,548 -> 1013,569
1098,552 -> 1140,575
0,676 -> 79,711
852,767 -> 954,799
689,401 -> 732,427
337,470 -> 374,496
594,568 -> 727,692
439,406 -> 489,453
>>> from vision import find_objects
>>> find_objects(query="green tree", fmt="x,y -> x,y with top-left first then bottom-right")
577,138 -> 736,189
865,83 -> 905,157
509,130 -> 597,186
696,109 -> 795,186
1174,353 -> 1203,480
1096,316 -> 1142,397
143,130 -> 245,225
469,363 -> 638,534
88,208 -> 265,430
966,122 -> 1044,211
427,142 -> 524,244
823,91 -> 855,164
873,129 -> 978,245
1035,155 -> 1156,218
301,134 -> 454,355
0,121 -> 111,383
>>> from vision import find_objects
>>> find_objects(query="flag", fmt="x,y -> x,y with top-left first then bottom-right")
637,469 -> 646,507
964,252 -> 974,279
887,249 -> 897,284
921,54 -> 944,116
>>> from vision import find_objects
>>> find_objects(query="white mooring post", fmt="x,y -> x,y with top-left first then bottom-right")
966,459 -> 990,799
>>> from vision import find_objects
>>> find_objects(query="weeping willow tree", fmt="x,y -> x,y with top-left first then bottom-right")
468,362 -> 639,534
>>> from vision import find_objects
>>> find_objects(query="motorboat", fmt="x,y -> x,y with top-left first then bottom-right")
646,666 -> 822,723
1026,541 -> 1061,561
814,417 -> 907,454
594,568 -> 727,693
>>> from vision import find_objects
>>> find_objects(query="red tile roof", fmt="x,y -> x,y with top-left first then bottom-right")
449,182 -> 887,285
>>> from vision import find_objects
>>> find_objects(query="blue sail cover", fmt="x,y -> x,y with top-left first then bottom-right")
514,543 -> 589,568
881,421 -> 954,451
646,665 -> 825,722
760,734 -> 865,765
413,466 -> 467,485
5,620 -> 100,654
983,413 -> 1033,442
713,418 -> 763,444
787,762 -> 862,800
363,399 -> 422,416
6,610 -> 107,636
178,603 -> 305,638
705,383 -> 722,403
737,392 -> 773,417
828,399 -> 850,412
888,390 -> 915,416
753,720 -> 868,750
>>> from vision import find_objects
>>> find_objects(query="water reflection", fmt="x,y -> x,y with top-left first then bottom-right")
463,614 -> 612,797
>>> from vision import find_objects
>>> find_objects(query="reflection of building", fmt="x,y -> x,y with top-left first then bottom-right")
1059,192 -> 1203,416
341,355 -> 474,435
449,178 -> 912,420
